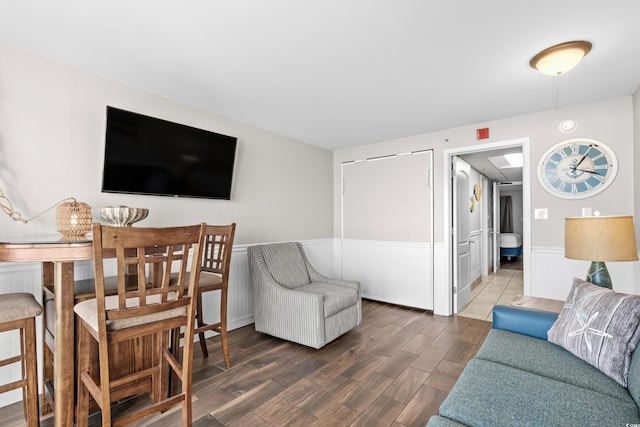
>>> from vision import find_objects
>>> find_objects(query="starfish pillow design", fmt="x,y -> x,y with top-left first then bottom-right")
567,311 -> 613,352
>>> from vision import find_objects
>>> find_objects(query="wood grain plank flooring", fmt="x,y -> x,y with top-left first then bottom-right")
1,299 -> 490,427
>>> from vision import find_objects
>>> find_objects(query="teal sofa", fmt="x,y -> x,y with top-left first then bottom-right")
427,305 -> 640,427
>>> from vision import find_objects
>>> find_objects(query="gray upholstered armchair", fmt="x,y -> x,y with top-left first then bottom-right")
247,242 -> 361,349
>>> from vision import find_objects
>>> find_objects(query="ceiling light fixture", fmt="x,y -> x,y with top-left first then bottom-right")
530,41 -> 592,75
488,153 -> 523,169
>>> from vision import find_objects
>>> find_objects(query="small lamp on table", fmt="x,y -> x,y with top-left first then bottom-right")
564,215 -> 638,289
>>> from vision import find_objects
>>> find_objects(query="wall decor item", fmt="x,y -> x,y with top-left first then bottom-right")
473,184 -> 482,201
537,138 -> 618,199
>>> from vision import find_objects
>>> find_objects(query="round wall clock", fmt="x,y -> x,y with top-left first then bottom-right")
537,138 -> 618,199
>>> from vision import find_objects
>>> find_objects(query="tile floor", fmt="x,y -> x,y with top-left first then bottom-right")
457,263 -> 523,322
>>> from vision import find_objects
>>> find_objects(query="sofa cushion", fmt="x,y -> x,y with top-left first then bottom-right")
477,329 -> 634,404
629,349 -> 640,408
548,278 -> 640,386
426,416 -> 467,427
296,282 -> 358,317
438,358 -> 640,427
261,243 -> 310,288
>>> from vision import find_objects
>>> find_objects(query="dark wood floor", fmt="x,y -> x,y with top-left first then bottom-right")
1,300 -> 491,427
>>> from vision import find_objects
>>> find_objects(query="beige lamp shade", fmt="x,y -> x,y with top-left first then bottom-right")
565,216 -> 638,262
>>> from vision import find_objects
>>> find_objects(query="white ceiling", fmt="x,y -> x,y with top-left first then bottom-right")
1,1 -> 640,151
459,148 -> 522,183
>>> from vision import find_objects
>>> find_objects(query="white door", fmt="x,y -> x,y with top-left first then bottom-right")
492,182 -> 501,273
452,157 -> 471,313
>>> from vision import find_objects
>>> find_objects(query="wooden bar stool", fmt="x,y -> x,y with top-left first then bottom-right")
0,293 -> 43,427
75,223 -> 205,426
193,224 -> 236,367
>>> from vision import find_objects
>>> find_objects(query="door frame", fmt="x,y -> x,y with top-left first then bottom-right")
493,181 -> 501,274
439,137 -> 531,316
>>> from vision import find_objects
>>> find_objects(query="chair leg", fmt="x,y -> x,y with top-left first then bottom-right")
19,326 -> 28,422
180,325 -> 194,427
170,327 -> 181,398
220,288 -> 231,369
23,318 -> 40,427
76,324 -> 91,427
196,292 -> 208,357
158,330 -> 170,402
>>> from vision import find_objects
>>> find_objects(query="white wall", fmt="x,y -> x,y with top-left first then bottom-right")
334,96 -> 639,306
0,42 -> 337,409
0,42 -> 333,244
335,97 -> 634,245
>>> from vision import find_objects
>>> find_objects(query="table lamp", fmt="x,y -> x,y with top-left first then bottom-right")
565,215 -> 638,289
56,200 -> 92,240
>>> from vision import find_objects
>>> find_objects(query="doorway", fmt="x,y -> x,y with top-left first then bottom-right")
441,137 -> 531,317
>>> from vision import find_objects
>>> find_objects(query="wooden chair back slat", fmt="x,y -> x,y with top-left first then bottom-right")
201,224 -> 235,280
92,223 -> 205,326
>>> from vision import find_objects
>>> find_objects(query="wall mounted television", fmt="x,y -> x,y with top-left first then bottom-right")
101,106 -> 237,200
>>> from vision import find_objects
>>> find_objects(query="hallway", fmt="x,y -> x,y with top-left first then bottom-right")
457,266 -> 523,322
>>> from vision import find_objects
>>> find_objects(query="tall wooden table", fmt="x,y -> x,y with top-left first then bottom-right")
0,237 -> 94,427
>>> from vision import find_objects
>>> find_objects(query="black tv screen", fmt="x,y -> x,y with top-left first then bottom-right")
102,107 -> 237,200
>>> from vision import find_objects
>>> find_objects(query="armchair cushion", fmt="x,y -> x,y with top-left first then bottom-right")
261,242 -> 310,288
297,283 -> 359,317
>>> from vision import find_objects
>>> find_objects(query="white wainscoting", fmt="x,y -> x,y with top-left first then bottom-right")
0,239 -> 334,409
339,239 -> 434,310
530,246 -> 638,300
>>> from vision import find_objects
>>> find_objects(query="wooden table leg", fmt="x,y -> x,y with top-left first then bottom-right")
41,262 -> 54,415
53,261 -> 75,427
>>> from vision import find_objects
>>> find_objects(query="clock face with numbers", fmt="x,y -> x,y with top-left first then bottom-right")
537,138 -> 618,199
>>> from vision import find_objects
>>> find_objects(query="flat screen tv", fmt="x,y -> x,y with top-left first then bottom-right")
102,106 -> 237,200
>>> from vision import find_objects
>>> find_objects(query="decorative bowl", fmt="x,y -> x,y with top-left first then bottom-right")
98,206 -> 149,227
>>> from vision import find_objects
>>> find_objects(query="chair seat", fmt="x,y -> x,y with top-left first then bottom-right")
0,292 -> 42,426
74,292 -> 184,332
198,271 -> 224,291
297,282 -> 359,317
171,271 -> 223,291
0,293 -> 43,323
